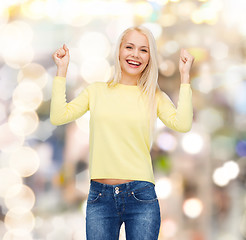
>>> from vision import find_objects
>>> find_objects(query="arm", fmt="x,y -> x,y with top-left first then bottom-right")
157,48 -> 194,132
50,44 -> 91,125
50,76 -> 90,126
157,83 -> 193,133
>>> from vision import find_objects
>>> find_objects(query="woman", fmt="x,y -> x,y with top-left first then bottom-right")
51,26 -> 194,240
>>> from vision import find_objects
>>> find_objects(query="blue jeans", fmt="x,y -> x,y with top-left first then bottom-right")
86,179 -> 161,240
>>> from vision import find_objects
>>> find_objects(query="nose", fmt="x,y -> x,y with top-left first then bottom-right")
131,49 -> 139,58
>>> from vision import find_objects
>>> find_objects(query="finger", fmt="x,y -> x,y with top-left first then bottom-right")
180,54 -> 187,62
63,44 -> 69,51
59,48 -> 66,56
180,48 -> 188,60
56,49 -> 62,55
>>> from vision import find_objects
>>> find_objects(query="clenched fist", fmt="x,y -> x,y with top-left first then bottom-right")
179,48 -> 195,83
52,44 -> 70,69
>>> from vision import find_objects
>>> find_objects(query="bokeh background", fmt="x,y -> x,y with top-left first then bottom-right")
0,0 -> 246,239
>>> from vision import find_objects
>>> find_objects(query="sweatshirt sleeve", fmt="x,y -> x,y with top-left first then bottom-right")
157,83 -> 193,133
50,76 -> 91,126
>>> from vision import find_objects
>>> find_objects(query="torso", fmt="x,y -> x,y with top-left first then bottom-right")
92,179 -> 134,185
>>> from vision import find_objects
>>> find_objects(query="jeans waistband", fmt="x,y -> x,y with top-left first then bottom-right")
90,179 -> 154,194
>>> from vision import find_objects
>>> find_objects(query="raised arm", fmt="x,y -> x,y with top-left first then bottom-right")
50,44 -> 90,125
50,76 -> 90,125
157,48 -> 195,132
157,84 -> 193,132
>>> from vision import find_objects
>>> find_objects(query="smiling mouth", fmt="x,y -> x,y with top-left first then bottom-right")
126,60 -> 141,67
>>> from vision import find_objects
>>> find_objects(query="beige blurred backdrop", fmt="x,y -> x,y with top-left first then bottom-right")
0,0 -> 246,239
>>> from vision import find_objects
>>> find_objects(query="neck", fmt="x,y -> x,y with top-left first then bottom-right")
119,73 -> 140,86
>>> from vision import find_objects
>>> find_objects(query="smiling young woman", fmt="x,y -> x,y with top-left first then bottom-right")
50,25 -> 194,240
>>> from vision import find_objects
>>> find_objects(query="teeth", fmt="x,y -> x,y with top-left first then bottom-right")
127,60 -> 141,66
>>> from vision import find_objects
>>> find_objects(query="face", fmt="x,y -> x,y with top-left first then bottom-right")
119,30 -> 150,80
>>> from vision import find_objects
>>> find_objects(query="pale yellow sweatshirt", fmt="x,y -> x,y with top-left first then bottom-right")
50,76 -> 193,185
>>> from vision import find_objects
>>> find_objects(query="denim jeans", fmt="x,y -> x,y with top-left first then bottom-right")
86,179 -> 161,240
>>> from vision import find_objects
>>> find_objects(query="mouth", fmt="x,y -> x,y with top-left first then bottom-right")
126,59 -> 142,68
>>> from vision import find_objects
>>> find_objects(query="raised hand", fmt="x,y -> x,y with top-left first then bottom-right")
179,48 -> 195,84
52,44 -> 70,77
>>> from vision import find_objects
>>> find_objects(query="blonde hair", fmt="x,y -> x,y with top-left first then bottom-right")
107,25 -> 161,148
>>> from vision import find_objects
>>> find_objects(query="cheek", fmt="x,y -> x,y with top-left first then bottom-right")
121,51 -> 127,59
143,55 -> 150,65
119,48 -> 127,59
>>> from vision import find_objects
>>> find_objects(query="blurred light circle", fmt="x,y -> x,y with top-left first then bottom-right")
134,2 -> 153,18
181,132 -> 204,154
78,32 -> 110,60
3,230 -> 32,240
3,46 -> 34,69
185,32 -> 200,46
155,177 -> 172,199
233,82 -> 246,114
4,210 -> 35,232
156,132 -> 177,152
21,0 -> 46,19
0,101 -> 7,122
161,218 -> 177,238
160,40 -> 179,56
0,123 -> 24,152
5,184 -> 35,213
0,21 -> 34,69
0,65 -> 18,101
9,147 -> 40,177
223,161 -> 240,180
198,108 -> 224,133
0,20 -> 33,48
213,167 -> 230,187
12,81 -> 43,111
0,7 -> 9,25
159,14 -> 177,27
191,8 -> 217,25
70,13 -> 93,27
191,10 -> 202,24
0,168 -> 22,198
183,198 -> 203,218
141,22 -> 162,39
8,110 -> 39,136
17,63 -> 48,89
159,60 -> 176,77
80,57 -> 111,83
59,0 -> 93,26
177,1 -> 196,17
210,41 -> 228,60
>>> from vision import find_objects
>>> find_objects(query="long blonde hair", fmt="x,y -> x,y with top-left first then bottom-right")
107,25 -> 161,148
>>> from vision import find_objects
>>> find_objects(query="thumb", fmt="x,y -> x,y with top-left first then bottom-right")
63,44 -> 69,52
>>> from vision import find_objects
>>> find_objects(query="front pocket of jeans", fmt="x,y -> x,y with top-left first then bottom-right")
87,191 -> 102,204
131,185 -> 158,203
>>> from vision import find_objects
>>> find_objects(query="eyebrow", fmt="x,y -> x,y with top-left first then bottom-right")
125,42 -> 149,48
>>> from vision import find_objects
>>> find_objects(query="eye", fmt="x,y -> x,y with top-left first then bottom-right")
126,46 -> 132,49
141,49 -> 148,52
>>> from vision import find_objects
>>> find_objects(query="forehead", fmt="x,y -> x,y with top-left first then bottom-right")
122,30 -> 149,46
